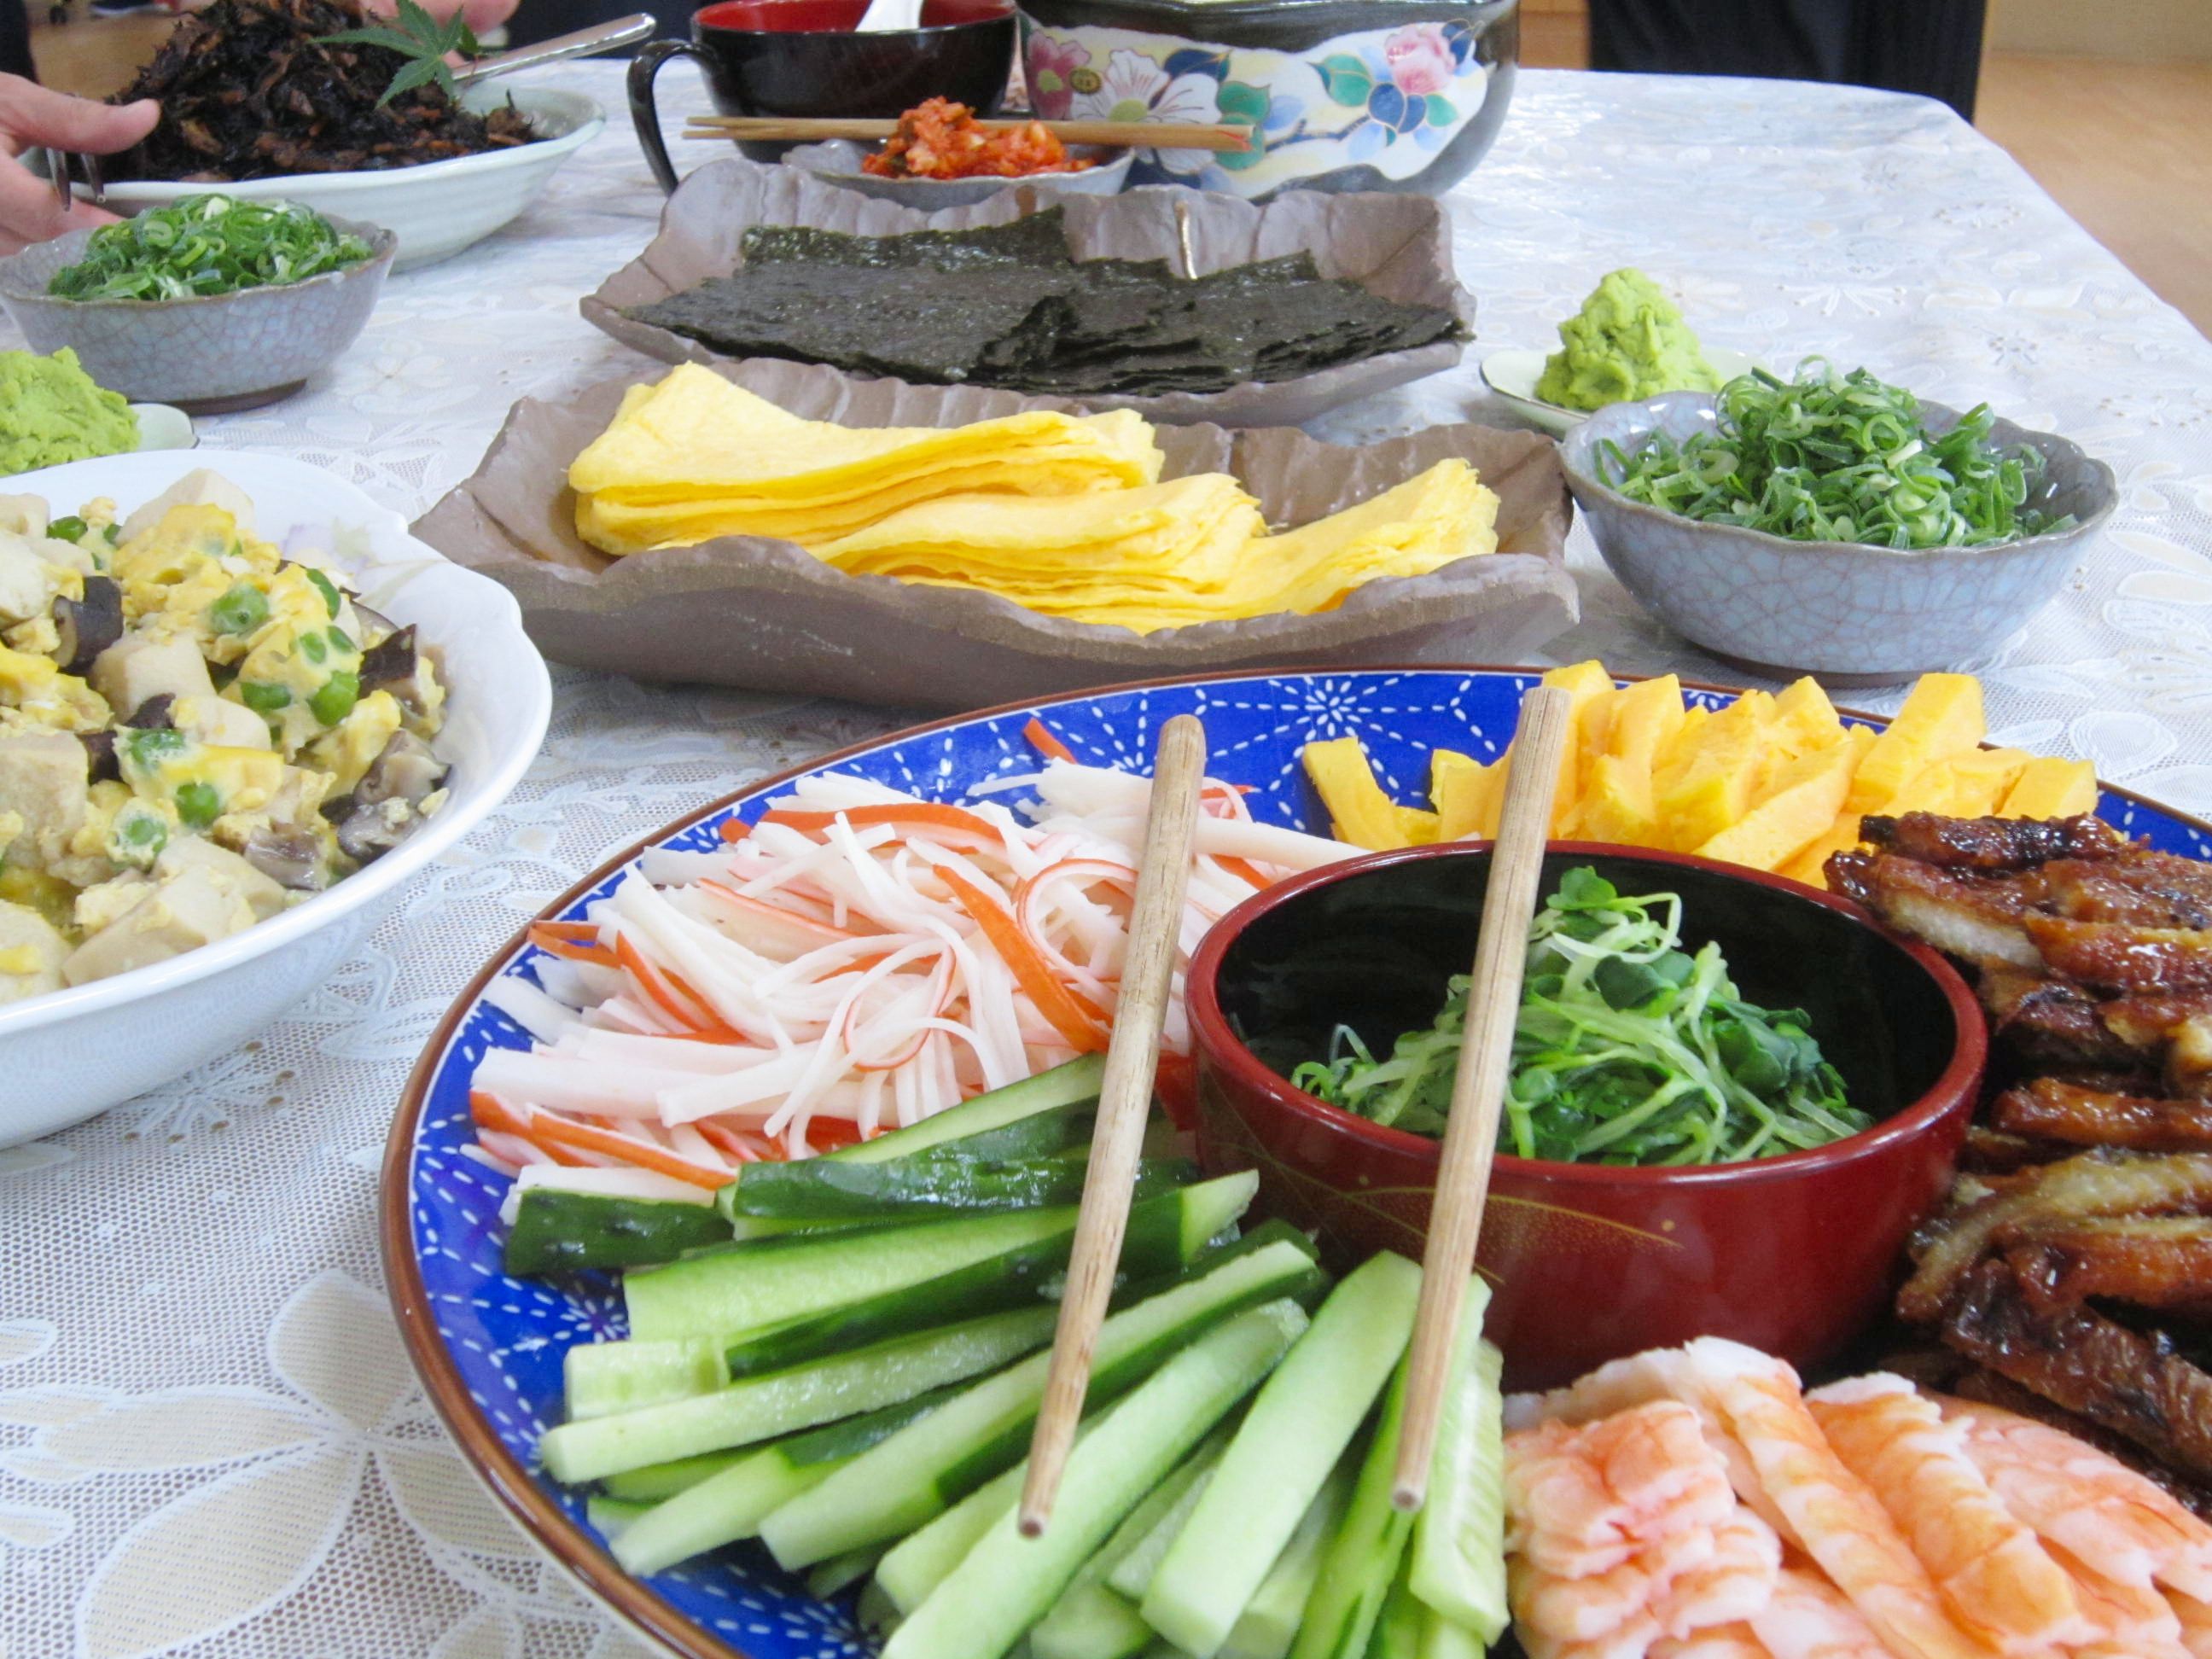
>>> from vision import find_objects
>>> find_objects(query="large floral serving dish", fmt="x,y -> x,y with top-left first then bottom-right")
383,665 -> 2210,1659
1016,0 -> 1517,199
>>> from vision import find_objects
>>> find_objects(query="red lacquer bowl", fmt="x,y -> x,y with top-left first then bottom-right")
1186,842 -> 1985,1391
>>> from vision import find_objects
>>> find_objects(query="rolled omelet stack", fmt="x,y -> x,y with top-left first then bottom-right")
568,366 -> 1501,633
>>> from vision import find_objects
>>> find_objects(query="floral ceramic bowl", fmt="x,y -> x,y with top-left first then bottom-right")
1561,392 -> 2118,685
1017,0 -> 1517,199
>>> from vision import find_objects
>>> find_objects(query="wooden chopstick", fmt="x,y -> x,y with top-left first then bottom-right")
1017,713 -> 1208,1536
681,116 -> 1254,153
1389,685 -> 1575,1512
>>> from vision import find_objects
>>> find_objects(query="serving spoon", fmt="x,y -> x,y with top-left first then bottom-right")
454,12 -> 656,84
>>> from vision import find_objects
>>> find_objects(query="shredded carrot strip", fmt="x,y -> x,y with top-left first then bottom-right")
530,1114 -> 731,1190
527,923 -> 618,966
1217,857 -> 1275,891
762,803 -> 1001,843
469,1090 -> 593,1167
614,934 -> 746,1043
935,863 -> 1108,1052
534,919 -> 601,940
717,818 -> 750,843
1024,717 -> 1076,764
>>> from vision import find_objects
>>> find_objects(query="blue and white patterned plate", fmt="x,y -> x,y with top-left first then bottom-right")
381,667 -> 2212,1659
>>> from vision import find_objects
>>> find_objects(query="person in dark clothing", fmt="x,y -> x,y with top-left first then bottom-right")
1,0 -> 34,80
1589,0 -> 1988,119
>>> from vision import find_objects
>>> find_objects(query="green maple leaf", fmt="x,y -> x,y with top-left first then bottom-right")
324,0 -> 481,107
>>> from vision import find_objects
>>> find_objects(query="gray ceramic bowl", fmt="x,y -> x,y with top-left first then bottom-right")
1560,392 -> 2117,684
0,214 -> 395,414
781,139 -> 1133,206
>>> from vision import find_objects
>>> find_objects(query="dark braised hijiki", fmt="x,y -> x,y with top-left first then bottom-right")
1831,811 -> 2212,1507
0,469 -> 448,1003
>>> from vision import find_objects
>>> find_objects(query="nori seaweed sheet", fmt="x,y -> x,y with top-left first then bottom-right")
632,213 -> 1461,396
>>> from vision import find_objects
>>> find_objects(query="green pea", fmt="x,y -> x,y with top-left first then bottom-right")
125,727 -> 185,766
299,631 -> 328,665
309,671 -> 358,728
102,524 -> 120,546
326,626 -> 355,655
208,582 -> 269,636
175,782 -> 221,829
45,515 -> 87,543
306,568 -> 341,617
238,681 -> 290,713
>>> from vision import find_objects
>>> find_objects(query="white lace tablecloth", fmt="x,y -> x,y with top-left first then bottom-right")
3,62 -> 2209,1659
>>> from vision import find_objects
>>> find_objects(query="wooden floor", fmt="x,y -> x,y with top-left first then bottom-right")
25,10 -> 2212,335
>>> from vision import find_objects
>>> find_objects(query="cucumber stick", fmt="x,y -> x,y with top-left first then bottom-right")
728,1150 -> 1190,1220
1039,1434 -> 1231,1659
1143,1251 -> 1423,1658
1366,1551 -> 1424,1659
876,1454 -> 1030,1614
1406,1284 -> 1505,1646
586,1495 -> 651,1540
806,1546 -> 882,1599
599,1450 -> 747,1503
882,1299 -> 1308,1659
1417,1609 -> 1484,1659
760,1236 -> 1325,1569
566,1337 -> 727,1420
722,1176 -> 1256,1381
825,1056 -> 1104,1167
626,1206 -> 1085,1342
506,1189 -> 729,1277
544,1304 -> 1057,1485
610,1386 -> 964,1575
1220,1459 -> 1355,1659
1290,1356 -> 1417,1659
1104,1441 -> 1228,1602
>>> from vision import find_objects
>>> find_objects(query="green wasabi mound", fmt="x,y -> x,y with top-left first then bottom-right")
1534,269 -> 1721,413
0,349 -> 138,476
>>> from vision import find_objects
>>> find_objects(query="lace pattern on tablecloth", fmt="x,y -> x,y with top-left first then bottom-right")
2,61 -> 2209,1658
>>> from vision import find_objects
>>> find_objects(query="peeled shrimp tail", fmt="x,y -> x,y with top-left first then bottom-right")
1805,1374 -> 2081,1651
1652,1624 -> 1773,1658
1749,1566 -> 1896,1659
1684,1340 -> 2003,1659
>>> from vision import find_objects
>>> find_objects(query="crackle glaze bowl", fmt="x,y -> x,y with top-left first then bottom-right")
1560,392 -> 2118,686
1016,0 -> 1517,199
1186,841 -> 1987,1391
0,215 -> 395,414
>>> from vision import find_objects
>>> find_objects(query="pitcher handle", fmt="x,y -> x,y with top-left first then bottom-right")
628,38 -> 716,195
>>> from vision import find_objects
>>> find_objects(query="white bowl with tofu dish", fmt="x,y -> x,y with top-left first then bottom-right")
0,453 -> 550,1143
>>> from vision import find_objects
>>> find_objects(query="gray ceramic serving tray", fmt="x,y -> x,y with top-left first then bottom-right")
411,358 -> 1575,709
580,160 -> 1476,428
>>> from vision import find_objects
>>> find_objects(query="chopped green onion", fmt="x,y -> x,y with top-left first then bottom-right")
1597,359 -> 2072,550
45,515 -> 88,543
47,195 -> 374,303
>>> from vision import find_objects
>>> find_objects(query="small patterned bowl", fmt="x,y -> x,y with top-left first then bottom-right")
1560,393 -> 2118,685
0,215 -> 395,415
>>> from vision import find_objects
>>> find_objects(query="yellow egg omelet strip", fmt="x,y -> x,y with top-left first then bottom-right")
1299,664 -> 2100,880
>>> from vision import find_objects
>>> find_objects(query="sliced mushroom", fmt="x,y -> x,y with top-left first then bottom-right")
52,577 -> 122,676
125,693 -> 174,731
357,624 -> 431,713
326,731 -> 449,865
356,728 -> 445,807
240,827 -> 328,892
78,730 -> 118,785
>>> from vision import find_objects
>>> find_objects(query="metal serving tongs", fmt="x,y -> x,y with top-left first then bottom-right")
453,12 -> 655,86
41,147 -> 106,214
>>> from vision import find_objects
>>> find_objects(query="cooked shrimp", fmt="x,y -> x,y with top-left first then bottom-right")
1749,1566 -> 1895,1659
1513,1523 -> 1717,1642
2169,1587 -> 2212,1659
1684,1341 -> 2001,1659
1651,1624 -> 1773,1658
2046,1538 -> 2190,1656
1656,1510 -> 1784,1638
1511,1348 -> 1793,1545
1806,1374 -> 2080,1651
1941,1398 -> 2212,1601
1507,1401 -> 1738,1578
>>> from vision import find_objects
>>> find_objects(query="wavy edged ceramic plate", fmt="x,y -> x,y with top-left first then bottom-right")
1481,346 -> 1761,436
381,667 -> 2212,1657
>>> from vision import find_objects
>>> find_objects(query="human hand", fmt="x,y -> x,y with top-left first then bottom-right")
0,77 -> 160,256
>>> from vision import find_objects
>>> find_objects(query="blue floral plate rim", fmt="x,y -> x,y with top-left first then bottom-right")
379,662 -> 2212,1659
